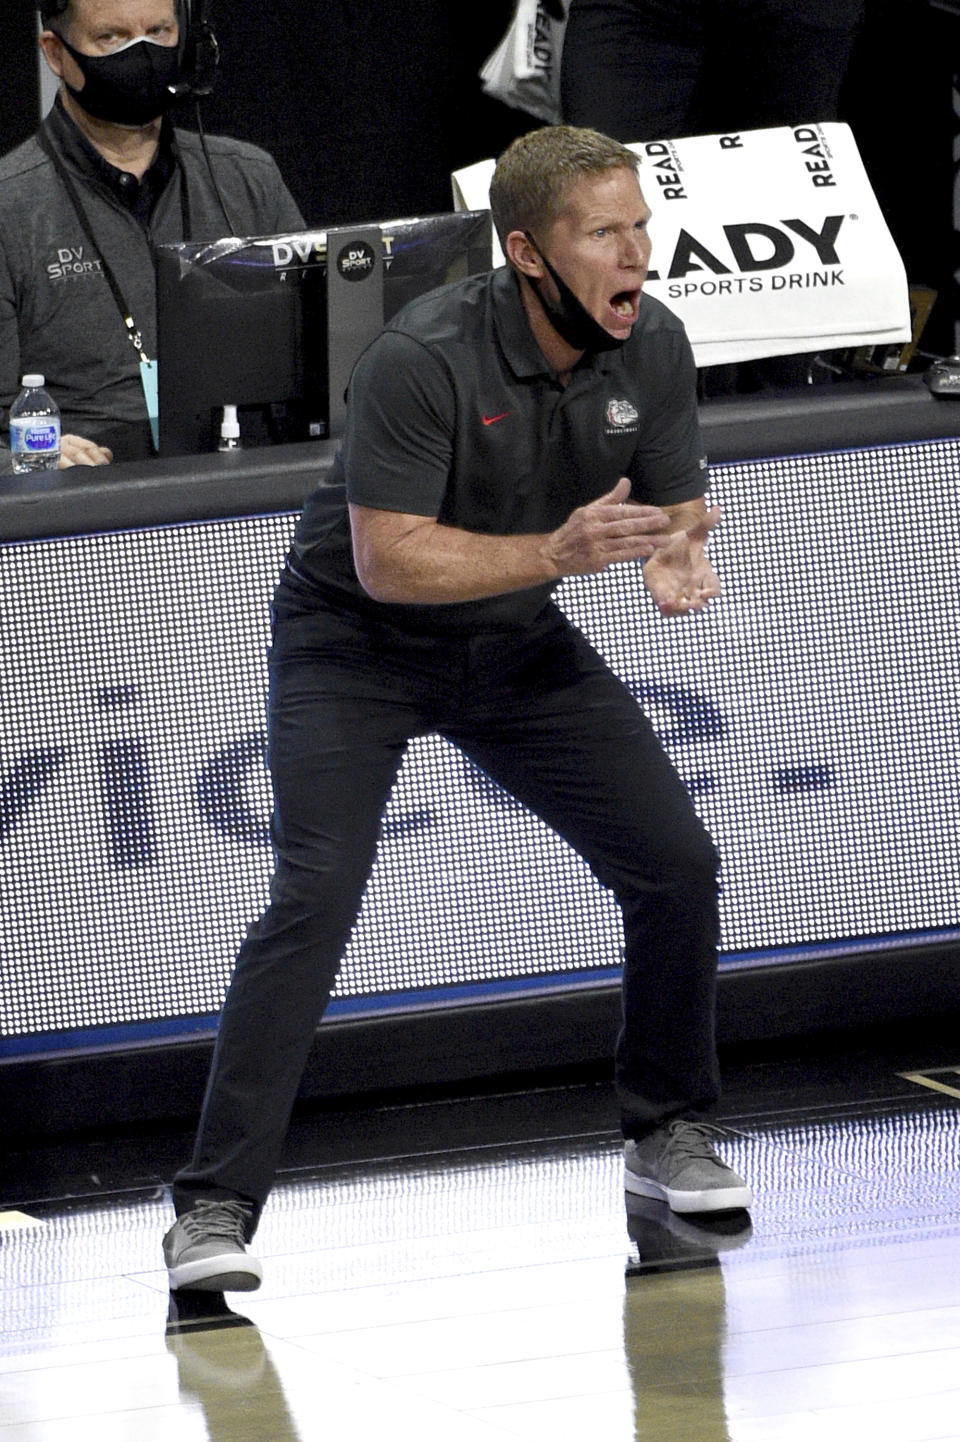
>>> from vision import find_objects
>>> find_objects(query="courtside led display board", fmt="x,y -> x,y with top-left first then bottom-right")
2,436 -> 958,1054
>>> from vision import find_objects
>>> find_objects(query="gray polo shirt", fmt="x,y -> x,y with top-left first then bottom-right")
289,265 -> 706,632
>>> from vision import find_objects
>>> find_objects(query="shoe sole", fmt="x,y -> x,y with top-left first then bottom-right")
167,1254 -> 264,1292
624,1171 -> 753,1214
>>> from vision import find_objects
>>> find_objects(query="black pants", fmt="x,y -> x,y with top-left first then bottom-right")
561,0 -> 865,141
173,591 -> 721,1225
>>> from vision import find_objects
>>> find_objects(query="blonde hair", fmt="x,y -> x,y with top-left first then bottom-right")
489,125 -> 639,247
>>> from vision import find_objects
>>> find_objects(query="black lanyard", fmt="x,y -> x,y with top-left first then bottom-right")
38,121 -> 192,366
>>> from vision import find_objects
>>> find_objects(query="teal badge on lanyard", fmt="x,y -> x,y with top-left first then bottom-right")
140,357 -> 159,451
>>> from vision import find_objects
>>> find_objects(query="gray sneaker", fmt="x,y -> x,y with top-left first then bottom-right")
163,1199 -> 263,1293
624,1120 -> 752,1214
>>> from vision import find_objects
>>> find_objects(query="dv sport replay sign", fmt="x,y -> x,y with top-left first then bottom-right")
452,123 -> 910,366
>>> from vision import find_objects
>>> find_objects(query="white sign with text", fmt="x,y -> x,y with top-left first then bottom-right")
452,123 -> 910,365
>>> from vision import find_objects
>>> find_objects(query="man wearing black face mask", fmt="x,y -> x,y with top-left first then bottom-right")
164,125 -> 751,1296
0,0 -> 303,466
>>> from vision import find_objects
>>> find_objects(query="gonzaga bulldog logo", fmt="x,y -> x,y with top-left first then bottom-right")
605,397 -> 640,430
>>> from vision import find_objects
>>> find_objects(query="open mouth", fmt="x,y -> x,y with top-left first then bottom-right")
609,289 -> 641,323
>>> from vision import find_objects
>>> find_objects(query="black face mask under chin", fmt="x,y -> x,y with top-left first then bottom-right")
59,34 -> 181,127
522,230 -> 629,355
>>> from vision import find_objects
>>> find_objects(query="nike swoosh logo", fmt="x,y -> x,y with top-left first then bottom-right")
482,411 -> 511,426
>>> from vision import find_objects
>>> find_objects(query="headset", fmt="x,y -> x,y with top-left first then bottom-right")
39,0 -> 221,99
172,0 -> 220,100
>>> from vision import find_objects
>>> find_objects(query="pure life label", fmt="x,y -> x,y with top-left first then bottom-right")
12,421 -> 59,452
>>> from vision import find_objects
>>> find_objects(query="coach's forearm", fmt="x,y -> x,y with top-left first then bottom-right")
349,483 -> 670,604
349,505 -> 555,603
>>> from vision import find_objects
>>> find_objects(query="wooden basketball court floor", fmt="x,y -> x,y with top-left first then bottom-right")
2,1023 -> 960,1441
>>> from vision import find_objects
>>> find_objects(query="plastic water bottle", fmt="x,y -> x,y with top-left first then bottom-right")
9,374 -> 61,473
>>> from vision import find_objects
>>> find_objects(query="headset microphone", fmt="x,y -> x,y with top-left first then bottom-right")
167,0 -> 232,233
169,0 -> 220,100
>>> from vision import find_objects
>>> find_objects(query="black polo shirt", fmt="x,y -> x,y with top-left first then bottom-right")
54,97 -> 176,228
289,266 -> 707,632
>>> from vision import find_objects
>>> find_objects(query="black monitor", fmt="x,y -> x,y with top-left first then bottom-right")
155,211 -> 493,456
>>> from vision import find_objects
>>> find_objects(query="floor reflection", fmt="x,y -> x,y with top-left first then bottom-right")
166,1291 -> 304,1442
4,1091 -> 959,1441
624,1263 -> 730,1442
622,1197 -> 755,1442
166,1287 -> 256,1335
624,1193 -> 752,1276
